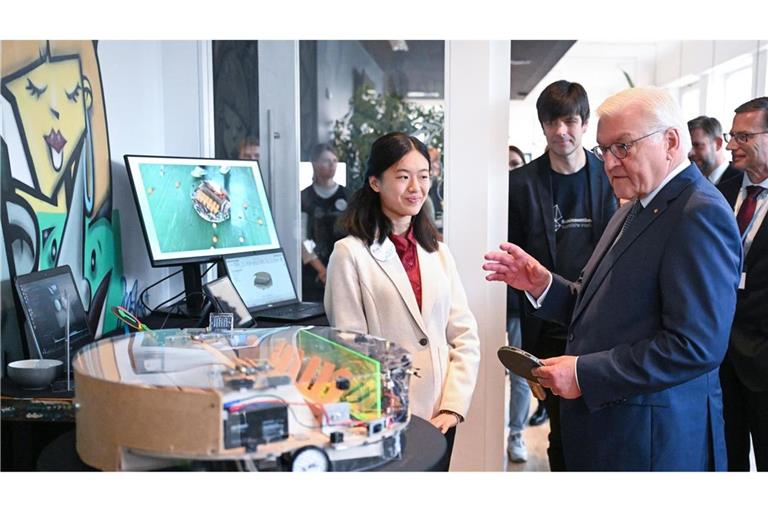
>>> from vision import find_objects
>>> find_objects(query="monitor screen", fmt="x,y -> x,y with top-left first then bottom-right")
124,155 -> 281,266
225,251 -> 298,310
299,161 -> 346,191
14,266 -> 93,363
203,276 -> 254,328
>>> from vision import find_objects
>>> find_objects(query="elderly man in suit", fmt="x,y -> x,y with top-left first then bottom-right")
718,97 -> 768,471
688,115 -> 743,184
485,87 -> 742,471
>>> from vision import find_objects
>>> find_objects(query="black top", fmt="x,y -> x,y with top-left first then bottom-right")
550,166 -> 593,282
300,184 -> 348,265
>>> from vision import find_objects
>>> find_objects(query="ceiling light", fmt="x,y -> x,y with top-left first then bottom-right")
389,40 -> 409,52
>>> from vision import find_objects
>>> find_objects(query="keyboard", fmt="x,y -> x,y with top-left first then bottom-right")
254,302 -> 325,321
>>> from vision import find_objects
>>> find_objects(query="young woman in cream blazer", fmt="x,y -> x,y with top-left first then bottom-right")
324,132 -> 481,467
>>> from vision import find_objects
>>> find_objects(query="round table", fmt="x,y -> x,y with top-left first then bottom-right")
37,416 -> 446,471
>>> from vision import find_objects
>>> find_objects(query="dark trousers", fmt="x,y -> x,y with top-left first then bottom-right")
720,356 -> 768,471
301,265 -> 325,302
543,390 -> 566,471
435,426 -> 456,471
533,330 -> 567,471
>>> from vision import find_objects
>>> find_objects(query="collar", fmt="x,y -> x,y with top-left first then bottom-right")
389,225 -> 417,252
708,160 -> 730,185
639,159 -> 690,208
740,172 -> 768,189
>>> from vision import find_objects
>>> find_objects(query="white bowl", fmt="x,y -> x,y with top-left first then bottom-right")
7,359 -> 63,389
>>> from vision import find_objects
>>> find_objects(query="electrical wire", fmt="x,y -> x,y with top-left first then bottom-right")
140,262 -> 216,314
139,267 -> 183,314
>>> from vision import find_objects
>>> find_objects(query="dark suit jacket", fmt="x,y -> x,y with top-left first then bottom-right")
537,165 -> 742,470
717,173 -> 768,392
716,163 -> 743,184
507,149 -> 617,356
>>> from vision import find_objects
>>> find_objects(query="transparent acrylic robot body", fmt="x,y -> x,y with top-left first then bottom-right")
73,326 -> 412,471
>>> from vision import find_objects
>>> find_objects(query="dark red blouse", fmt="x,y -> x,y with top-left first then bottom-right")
389,227 -> 422,311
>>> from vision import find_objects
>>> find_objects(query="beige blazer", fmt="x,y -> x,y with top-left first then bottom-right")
324,235 -> 481,421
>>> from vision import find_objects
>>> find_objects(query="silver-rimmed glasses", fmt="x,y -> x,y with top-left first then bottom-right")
592,129 -> 665,161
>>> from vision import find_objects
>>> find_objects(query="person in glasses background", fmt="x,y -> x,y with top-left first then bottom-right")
717,97 -> 768,471
687,115 -> 743,185
485,86 -> 741,470
504,81 -> 617,469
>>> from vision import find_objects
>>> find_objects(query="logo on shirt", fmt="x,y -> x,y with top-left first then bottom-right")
553,203 -> 592,232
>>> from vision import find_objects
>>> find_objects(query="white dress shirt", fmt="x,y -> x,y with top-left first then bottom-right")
708,161 -> 730,185
733,173 -> 768,257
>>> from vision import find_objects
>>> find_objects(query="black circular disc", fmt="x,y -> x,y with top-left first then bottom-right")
497,346 -> 543,381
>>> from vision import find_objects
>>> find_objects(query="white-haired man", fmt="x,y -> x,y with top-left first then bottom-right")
485,87 -> 742,470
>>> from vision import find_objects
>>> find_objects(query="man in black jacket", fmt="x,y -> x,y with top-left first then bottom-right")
507,80 -> 617,470
718,97 -> 768,471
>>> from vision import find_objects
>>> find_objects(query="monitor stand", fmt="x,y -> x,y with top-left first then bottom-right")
156,264 -> 205,318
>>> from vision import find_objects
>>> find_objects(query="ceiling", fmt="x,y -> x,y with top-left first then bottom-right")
510,40 -> 576,99
358,40 -> 576,100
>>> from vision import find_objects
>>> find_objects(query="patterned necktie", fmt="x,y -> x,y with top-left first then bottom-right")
617,200 -> 642,241
736,185 -> 765,236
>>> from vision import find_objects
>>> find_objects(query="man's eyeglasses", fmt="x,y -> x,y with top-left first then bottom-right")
592,129 -> 664,161
723,131 -> 768,144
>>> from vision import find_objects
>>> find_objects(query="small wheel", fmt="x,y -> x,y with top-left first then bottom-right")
289,446 -> 331,472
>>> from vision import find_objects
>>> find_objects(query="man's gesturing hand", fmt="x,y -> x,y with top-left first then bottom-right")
483,242 -> 551,299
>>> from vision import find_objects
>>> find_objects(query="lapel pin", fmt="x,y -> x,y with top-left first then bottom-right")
653,208 -> 659,214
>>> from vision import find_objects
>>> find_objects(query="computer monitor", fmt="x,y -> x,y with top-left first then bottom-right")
124,155 -> 280,267
124,155 -> 282,315
225,250 -> 299,310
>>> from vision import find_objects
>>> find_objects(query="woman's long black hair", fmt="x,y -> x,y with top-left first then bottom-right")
342,132 -> 439,252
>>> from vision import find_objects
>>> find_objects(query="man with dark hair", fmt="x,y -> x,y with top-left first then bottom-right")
504,80 -> 617,469
688,115 -> 742,184
718,97 -> 768,471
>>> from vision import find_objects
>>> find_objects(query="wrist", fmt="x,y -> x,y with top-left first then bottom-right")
440,410 -> 463,424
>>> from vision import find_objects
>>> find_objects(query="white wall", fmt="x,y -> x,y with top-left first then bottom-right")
445,40 -> 510,471
98,40 -> 209,309
655,40 -> 768,129
509,41 -> 657,159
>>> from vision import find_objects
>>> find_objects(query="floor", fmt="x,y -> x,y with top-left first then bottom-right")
504,375 -> 550,472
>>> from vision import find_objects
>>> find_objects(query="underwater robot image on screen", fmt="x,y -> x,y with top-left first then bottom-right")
124,155 -> 280,266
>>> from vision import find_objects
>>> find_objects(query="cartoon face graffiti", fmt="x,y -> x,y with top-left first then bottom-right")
5,56 -> 92,199
2,40 -> 123,335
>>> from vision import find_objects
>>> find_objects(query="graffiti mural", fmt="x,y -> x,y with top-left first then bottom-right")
1,40 -> 123,335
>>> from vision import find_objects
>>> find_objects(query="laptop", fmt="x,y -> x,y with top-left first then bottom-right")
13,265 -> 95,392
202,276 -> 256,328
224,250 -> 326,322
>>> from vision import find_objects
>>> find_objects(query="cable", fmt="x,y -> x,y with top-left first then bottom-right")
139,267 -> 183,314
141,262 -> 218,319
159,291 -> 206,330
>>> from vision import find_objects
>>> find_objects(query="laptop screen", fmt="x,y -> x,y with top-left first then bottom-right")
203,276 -> 254,327
14,265 -> 93,362
225,251 -> 298,310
